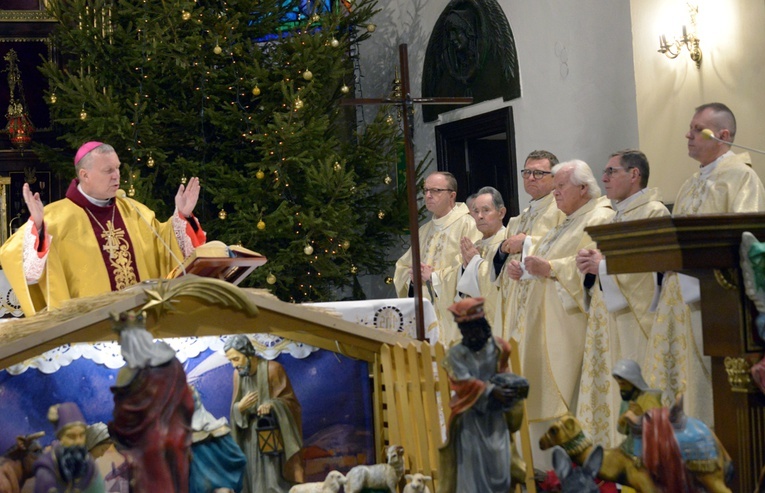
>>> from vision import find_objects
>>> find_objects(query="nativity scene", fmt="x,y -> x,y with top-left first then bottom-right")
1,0 -> 765,492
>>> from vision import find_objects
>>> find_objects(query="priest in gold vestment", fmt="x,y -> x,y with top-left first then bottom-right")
575,150 -> 670,447
453,186 -> 507,330
394,171 -> 481,345
645,103 -> 765,427
493,150 -> 564,340
0,142 -> 206,316
506,160 -> 614,467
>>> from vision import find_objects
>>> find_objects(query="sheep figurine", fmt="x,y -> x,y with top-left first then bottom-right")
288,470 -> 347,493
403,473 -> 432,493
345,444 -> 405,493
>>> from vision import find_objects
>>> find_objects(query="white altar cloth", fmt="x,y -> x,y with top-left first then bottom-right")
308,298 -> 439,344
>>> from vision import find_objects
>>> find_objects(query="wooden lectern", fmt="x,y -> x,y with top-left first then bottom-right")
587,214 -> 765,492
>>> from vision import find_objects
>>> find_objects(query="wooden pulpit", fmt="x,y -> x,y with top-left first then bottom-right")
588,214 -> 765,492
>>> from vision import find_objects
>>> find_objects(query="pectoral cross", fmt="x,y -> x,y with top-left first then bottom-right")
101,222 -> 121,259
342,44 -> 472,340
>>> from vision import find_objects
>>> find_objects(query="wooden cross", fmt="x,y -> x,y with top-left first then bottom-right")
342,44 -> 472,341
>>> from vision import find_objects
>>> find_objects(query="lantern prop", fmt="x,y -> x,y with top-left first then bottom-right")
255,413 -> 284,456
3,49 -> 35,149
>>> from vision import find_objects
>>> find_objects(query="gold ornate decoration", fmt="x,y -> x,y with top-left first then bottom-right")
3,49 -> 35,149
724,356 -> 757,393
141,277 -> 259,318
713,268 -> 737,291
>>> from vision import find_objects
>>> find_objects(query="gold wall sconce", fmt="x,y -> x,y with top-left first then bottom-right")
658,3 -> 702,68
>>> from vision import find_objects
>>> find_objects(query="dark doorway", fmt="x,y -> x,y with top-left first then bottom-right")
434,107 -> 519,217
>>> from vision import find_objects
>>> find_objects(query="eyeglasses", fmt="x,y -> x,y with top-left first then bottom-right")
602,166 -> 629,176
520,169 -> 552,179
422,188 -> 454,195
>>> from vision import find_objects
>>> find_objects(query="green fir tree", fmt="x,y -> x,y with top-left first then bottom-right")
36,0 -> 418,302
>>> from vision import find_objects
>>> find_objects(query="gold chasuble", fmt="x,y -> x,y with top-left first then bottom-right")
452,226 -> 506,330
515,196 -> 614,424
576,188 -> 669,447
0,180 -> 196,316
394,203 -> 481,345
645,151 -> 765,426
495,193 -> 563,340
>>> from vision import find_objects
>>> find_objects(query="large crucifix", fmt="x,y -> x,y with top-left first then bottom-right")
342,44 -> 472,341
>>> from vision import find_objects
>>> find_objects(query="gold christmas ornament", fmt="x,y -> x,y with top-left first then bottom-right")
367,24 -> 376,33
341,240 -> 350,250
213,44 -> 222,55
302,70 -> 313,81
304,244 -> 314,255
377,210 -> 385,219
128,184 -> 136,197
350,265 -> 358,274
333,161 -> 341,171
350,186 -> 356,194
266,273 -> 277,285
257,220 -> 266,230
182,10 -> 191,21
147,156 -> 155,168
50,93 -> 57,104
311,13 -> 320,22
293,97 -> 304,110
218,209 -> 227,220
255,170 -> 265,180
79,109 -> 88,120
181,175 -> 187,185
330,38 -> 339,48
340,84 -> 350,94
384,175 -> 392,185
385,115 -> 395,125
385,276 -> 393,284
252,86 -> 261,96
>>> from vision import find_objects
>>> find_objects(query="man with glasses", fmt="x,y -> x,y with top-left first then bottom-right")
645,103 -> 765,428
505,160 -> 614,469
454,186 -> 507,327
394,171 -> 480,345
493,150 -> 564,341
574,150 -> 669,447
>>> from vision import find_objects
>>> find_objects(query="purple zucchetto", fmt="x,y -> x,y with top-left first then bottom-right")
74,141 -> 104,166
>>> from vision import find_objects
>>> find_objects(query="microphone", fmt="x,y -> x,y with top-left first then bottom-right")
116,189 -> 187,277
701,129 -> 765,156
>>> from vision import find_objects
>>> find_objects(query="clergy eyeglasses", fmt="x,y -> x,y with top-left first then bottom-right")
602,166 -> 629,176
520,169 -> 552,179
422,188 -> 454,195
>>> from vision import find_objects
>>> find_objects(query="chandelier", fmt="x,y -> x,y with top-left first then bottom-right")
3,49 -> 35,149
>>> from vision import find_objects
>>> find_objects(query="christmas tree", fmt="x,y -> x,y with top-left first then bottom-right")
36,0 -> 418,302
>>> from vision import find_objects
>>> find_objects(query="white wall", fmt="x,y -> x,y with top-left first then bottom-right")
361,0 -> 639,211
631,0 -> 765,204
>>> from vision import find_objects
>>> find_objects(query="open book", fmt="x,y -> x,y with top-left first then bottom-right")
167,241 -> 267,285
